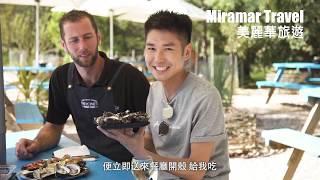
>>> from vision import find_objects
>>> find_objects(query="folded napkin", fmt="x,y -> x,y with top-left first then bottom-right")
53,145 -> 90,158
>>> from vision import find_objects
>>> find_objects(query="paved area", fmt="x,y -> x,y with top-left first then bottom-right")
232,88 -> 309,114
230,149 -> 320,180
230,88 -> 320,180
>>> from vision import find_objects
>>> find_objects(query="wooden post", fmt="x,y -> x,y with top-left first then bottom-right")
209,37 -> 214,83
266,88 -> 275,103
0,23 -> 7,164
266,68 -> 285,103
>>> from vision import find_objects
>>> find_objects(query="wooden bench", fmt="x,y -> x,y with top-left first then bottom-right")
256,80 -> 319,103
299,87 -> 320,101
261,91 -> 320,180
307,77 -> 320,83
256,81 -> 318,90
14,102 -> 43,124
5,94 -> 44,130
262,128 -> 320,157
14,102 -> 44,130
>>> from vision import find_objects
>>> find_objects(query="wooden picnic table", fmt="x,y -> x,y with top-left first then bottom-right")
3,65 -> 56,72
256,62 -> 320,103
273,62 -> 320,70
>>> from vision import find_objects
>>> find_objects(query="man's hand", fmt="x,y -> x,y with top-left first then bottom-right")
97,127 -> 148,159
16,138 -> 40,159
15,122 -> 64,160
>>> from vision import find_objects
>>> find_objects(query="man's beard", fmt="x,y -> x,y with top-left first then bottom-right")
70,48 -> 99,68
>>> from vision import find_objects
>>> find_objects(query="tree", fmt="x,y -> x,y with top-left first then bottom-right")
0,5 -> 63,65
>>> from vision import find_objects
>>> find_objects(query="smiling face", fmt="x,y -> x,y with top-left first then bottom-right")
144,30 -> 191,84
61,17 -> 100,68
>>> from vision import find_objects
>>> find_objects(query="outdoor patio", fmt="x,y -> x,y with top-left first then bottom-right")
229,88 -> 320,180
24,88 -> 320,180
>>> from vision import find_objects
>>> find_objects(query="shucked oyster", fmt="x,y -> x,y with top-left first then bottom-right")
32,167 -> 55,179
95,110 -> 149,129
21,156 -> 87,179
56,163 -> 70,175
66,164 -> 81,176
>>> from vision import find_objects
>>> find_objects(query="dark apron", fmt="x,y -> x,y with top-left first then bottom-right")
66,62 -> 132,162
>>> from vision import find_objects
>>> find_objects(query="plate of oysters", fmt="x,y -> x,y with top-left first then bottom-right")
19,155 -> 88,180
95,111 -> 150,129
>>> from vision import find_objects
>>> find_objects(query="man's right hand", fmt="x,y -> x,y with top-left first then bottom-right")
15,122 -> 64,160
16,138 -> 40,160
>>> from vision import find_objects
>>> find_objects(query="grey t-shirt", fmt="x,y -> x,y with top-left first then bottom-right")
146,73 -> 230,180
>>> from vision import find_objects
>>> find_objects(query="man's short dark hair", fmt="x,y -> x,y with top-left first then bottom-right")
144,11 -> 192,45
59,10 -> 98,39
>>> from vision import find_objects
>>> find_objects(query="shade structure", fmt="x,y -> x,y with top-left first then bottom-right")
52,0 -> 206,58
1,0 -> 206,61
0,0 -> 64,6
117,0 -> 206,23
52,0 -> 141,59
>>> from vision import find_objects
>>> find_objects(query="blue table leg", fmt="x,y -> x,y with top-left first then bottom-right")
266,68 -> 284,103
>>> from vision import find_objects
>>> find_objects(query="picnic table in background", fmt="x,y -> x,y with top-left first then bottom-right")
3,65 -> 55,90
256,62 -> 320,103
3,65 -> 56,72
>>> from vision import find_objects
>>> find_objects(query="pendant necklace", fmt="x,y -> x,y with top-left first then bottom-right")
159,89 -> 174,136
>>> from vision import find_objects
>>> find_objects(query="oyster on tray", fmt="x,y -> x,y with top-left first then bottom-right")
19,155 -> 88,179
94,110 -> 150,129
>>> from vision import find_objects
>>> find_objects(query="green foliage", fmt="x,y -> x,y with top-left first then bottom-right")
11,71 -> 35,101
0,5 -> 34,65
250,64 -> 270,82
41,11 -> 64,54
8,70 -> 49,115
34,74 -> 50,114
9,71 -> 49,103
199,0 -> 320,86
0,5 -> 63,65
114,20 -> 145,57
95,16 -> 145,58
213,55 -> 233,106
1,0 -> 319,88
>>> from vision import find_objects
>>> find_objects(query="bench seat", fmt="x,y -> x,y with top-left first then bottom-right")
299,87 -> 320,100
256,81 -> 318,90
307,77 -> 320,83
14,102 -> 44,124
261,128 -> 320,157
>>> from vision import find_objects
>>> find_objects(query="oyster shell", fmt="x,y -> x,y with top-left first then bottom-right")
56,164 -> 70,175
95,110 -> 149,127
32,167 -> 55,179
66,164 -> 81,176
20,155 -> 87,179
